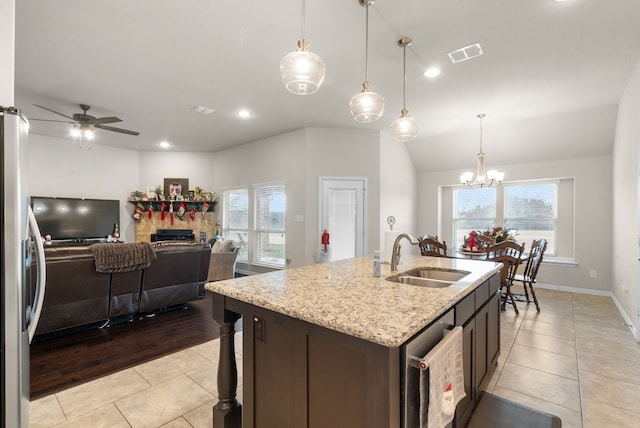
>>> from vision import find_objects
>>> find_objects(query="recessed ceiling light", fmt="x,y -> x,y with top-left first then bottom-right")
424,67 -> 442,78
236,109 -> 253,119
158,141 -> 171,149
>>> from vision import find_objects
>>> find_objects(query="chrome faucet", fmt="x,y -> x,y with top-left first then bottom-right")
391,233 -> 419,272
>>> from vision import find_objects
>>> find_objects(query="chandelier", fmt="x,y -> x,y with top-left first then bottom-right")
349,0 -> 384,123
460,114 -> 504,188
280,0 -> 326,95
390,37 -> 419,141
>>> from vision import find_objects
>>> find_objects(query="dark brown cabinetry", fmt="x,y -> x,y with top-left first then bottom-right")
455,274 -> 501,428
211,272 -> 500,428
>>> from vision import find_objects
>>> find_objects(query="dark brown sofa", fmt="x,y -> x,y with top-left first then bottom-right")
32,241 -> 210,337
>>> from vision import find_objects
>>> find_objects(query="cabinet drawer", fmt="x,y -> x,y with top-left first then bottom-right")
475,281 -> 490,308
455,292 -> 475,325
489,273 -> 500,295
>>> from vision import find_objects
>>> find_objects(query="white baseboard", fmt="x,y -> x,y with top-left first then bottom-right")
535,283 -> 639,342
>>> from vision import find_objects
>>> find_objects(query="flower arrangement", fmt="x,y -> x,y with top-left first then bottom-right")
478,226 -> 517,243
462,226 -> 517,251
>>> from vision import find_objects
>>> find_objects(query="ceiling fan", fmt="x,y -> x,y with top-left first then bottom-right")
31,103 -> 140,137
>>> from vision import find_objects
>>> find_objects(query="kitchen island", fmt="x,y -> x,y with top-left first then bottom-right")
205,255 -> 502,428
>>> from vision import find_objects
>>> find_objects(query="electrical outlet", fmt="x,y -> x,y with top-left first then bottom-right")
622,285 -> 629,293
589,270 -> 597,278
637,307 -> 640,317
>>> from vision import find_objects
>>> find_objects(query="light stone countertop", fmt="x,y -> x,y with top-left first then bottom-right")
205,255 -> 502,348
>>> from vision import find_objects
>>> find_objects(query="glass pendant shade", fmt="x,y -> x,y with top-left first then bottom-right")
280,39 -> 326,95
391,109 -> 419,141
350,81 -> 384,122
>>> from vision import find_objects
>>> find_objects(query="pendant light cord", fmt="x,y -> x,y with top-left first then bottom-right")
478,114 -> 485,154
301,0 -> 306,39
365,3 -> 369,82
402,44 -> 407,109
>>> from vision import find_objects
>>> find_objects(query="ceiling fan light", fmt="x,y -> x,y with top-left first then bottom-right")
390,110 -> 419,142
70,127 -> 81,138
83,129 -> 95,140
350,82 -> 384,123
281,40 -> 326,95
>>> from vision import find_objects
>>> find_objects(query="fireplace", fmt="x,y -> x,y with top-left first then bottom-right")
150,229 -> 195,242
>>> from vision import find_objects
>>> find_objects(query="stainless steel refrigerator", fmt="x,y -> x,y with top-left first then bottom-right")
1,106 -> 46,428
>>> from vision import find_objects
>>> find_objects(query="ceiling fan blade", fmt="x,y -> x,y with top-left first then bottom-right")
33,104 -> 76,121
94,124 -> 140,136
92,116 -> 122,125
30,118 -> 76,124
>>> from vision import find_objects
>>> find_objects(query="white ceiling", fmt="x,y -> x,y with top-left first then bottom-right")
14,0 -> 640,172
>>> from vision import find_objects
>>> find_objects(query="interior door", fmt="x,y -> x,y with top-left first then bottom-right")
320,178 -> 365,262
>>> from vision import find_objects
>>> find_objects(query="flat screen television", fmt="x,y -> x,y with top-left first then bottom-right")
31,196 -> 120,242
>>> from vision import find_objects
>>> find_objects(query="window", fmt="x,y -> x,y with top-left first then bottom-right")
453,187 -> 497,248
449,179 -> 567,256
254,182 -> 286,267
504,182 -> 557,254
221,182 -> 287,268
222,188 -> 249,261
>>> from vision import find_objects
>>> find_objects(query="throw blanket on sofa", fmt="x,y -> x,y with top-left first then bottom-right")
91,242 -> 157,273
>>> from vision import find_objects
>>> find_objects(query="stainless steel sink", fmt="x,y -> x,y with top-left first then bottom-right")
386,267 -> 471,288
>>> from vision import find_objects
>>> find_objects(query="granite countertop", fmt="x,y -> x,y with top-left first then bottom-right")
205,255 -> 501,348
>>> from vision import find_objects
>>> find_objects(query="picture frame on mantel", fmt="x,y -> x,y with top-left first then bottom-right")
164,178 -> 189,199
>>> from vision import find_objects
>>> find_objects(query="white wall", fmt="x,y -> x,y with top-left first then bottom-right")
0,0 -> 14,105
210,127 -> 384,268
419,155 -> 613,292
28,135 -> 140,242
379,131 -> 419,256
212,129 -> 307,268
612,59 -> 640,335
304,128 -> 381,264
138,151 -> 216,197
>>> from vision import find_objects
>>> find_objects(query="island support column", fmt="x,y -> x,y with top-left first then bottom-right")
212,293 -> 242,428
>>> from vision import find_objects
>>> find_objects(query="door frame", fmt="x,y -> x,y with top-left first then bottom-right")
318,176 -> 368,259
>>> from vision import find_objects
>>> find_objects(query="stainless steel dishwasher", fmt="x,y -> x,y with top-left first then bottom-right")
401,308 -> 455,428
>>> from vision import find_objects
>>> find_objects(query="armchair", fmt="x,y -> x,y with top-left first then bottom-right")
207,239 -> 240,281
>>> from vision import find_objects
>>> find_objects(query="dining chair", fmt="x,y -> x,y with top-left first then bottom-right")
485,240 -> 525,314
417,235 -> 448,257
512,239 -> 547,312
476,233 -> 496,249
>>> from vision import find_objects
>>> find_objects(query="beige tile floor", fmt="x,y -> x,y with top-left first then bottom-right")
30,288 -> 640,428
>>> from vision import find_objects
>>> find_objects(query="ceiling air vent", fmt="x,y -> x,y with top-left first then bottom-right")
448,43 -> 483,64
190,105 -> 216,115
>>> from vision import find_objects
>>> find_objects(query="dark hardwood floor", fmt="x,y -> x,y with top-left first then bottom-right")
30,292 -> 221,399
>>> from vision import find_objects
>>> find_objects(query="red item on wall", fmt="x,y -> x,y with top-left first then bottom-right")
321,230 -> 330,253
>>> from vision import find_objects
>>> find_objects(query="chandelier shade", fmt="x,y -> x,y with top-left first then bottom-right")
460,114 -> 504,188
391,37 -> 419,141
351,0 -> 384,122
280,0 -> 326,95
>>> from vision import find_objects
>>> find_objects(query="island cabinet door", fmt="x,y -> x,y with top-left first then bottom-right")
239,303 -> 401,428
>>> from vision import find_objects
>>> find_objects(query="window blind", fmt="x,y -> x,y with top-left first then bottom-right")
223,188 -> 249,261
254,183 -> 286,267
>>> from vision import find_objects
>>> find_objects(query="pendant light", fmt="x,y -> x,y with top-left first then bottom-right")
280,0 -> 326,95
390,37 -> 419,141
350,0 -> 384,122
460,114 -> 504,188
